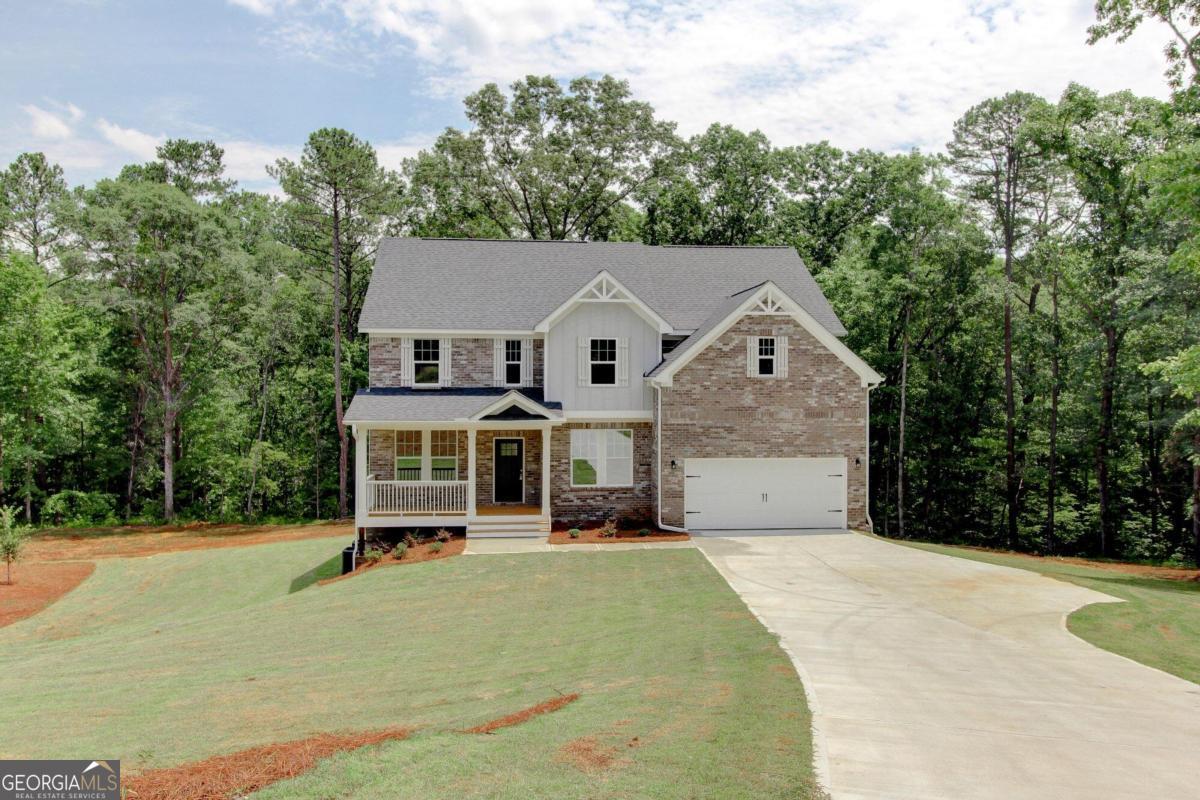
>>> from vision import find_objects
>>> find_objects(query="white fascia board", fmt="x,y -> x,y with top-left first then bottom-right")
468,390 -> 559,421
648,282 -> 884,389
534,270 -> 673,334
343,419 -> 560,429
563,410 -> 655,421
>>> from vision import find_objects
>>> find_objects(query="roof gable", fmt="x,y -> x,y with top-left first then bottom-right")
647,282 -> 883,388
535,270 -> 671,333
359,238 -> 847,337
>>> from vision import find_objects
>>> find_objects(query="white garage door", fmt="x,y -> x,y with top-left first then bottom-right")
684,457 -> 847,530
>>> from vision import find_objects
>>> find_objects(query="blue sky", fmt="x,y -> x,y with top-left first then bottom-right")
1,0 -> 1172,193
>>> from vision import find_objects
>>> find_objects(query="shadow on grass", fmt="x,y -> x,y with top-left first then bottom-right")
289,553 -> 343,594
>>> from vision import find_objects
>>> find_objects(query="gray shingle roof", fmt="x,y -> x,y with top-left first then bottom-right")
344,387 -> 562,423
645,283 -> 764,378
359,238 -> 846,336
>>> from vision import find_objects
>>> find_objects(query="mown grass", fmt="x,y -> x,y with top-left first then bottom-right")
905,541 -> 1200,685
0,536 -> 818,799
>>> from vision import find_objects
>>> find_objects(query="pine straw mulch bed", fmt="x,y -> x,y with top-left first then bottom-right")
463,693 -> 580,734
0,561 -> 96,628
548,527 -> 690,544
318,538 -> 466,585
27,521 -> 352,561
122,727 -> 412,800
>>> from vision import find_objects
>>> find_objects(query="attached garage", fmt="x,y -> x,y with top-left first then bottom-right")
683,457 -> 847,530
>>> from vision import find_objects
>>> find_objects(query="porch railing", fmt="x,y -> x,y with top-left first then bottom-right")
366,479 -> 468,515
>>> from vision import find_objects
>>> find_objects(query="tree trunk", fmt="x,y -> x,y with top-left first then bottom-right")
1096,321 -> 1119,556
331,192 -> 350,519
125,384 -> 146,520
245,364 -> 272,517
897,301 -> 912,539
1046,272 -> 1061,547
1003,228 -> 1018,551
162,385 -> 176,522
1193,394 -> 1200,566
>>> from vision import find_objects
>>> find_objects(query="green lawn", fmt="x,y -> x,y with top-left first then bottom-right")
0,536 -> 819,799
904,541 -> 1200,684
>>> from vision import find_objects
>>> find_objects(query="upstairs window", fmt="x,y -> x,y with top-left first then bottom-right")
414,339 -> 440,385
589,338 -> 617,386
748,335 -> 787,379
504,339 -> 523,385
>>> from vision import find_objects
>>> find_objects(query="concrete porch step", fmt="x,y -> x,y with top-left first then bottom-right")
467,517 -> 551,539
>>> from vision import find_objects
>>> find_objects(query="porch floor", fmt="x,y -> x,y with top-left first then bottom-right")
474,504 -> 543,517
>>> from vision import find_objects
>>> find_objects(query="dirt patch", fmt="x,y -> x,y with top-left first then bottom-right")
949,545 -> 1200,583
27,521 -> 352,561
464,693 -> 579,734
0,561 -> 95,628
123,727 -> 411,800
318,538 -> 465,585
548,527 -> 689,544
556,735 -> 623,772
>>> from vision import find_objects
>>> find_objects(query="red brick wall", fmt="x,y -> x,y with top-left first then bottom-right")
549,422 -> 654,525
369,336 -> 544,388
658,315 -> 869,529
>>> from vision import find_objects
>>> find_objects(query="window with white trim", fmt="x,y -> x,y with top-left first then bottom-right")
589,338 -> 617,386
431,430 -> 458,481
756,336 -> 776,376
394,431 -> 421,481
413,339 -> 440,385
570,429 -> 633,487
504,339 -> 523,386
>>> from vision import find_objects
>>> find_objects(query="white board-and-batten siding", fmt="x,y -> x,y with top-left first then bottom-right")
544,302 -> 658,411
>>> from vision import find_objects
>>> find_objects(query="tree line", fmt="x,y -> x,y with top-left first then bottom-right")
1,4 -> 1197,564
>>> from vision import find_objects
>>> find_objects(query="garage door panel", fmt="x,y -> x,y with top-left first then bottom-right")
685,457 -> 846,530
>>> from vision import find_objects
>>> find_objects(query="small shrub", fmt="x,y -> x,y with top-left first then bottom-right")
403,532 -> 418,548
362,548 -> 384,565
435,527 -> 452,543
637,528 -> 651,537
598,518 -> 618,538
429,540 -> 444,554
0,506 -> 28,585
568,528 -> 582,539
391,543 -> 408,560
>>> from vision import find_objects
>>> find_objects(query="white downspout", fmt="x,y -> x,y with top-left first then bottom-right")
864,384 -> 876,532
655,384 -> 688,533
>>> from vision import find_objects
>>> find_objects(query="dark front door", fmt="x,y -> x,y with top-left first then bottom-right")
494,438 -> 524,503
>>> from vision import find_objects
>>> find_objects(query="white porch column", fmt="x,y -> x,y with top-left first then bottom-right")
467,428 -> 477,517
354,425 -> 368,527
541,425 -> 551,516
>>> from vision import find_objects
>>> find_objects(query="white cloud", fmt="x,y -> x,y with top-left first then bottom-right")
227,0 -> 292,15
246,0 -> 1173,152
95,118 -> 163,159
22,103 -> 76,140
375,135 -> 436,169
220,140 -> 299,182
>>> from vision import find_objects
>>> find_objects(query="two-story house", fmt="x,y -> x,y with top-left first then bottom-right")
344,238 -> 882,540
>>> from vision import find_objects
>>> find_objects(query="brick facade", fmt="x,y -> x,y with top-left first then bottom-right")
657,315 -> 869,529
369,336 -> 544,388
549,422 -> 654,525
474,429 -> 543,507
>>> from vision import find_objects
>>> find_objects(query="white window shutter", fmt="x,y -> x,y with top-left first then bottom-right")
577,337 -> 588,386
746,336 -> 755,377
521,338 -> 533,386
400,338 -> 414,387
617,338 -> 629,387
493,338 -> 504,387
439,337 -> 452,387
777,336 -> 788,379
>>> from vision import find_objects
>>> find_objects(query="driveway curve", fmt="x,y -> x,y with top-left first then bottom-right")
695,531 -> 1200,800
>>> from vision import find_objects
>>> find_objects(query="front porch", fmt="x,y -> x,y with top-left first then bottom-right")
355,424 -> 554,534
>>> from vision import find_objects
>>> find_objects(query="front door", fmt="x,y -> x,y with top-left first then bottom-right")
493,438 -> 524,503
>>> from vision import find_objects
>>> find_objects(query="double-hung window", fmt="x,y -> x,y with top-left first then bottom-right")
431,430 -> 458,481
570,429 -> 633,487
749,335 -> 787,378
394,431 -> 421,481
504,339 -> 523,386
589,338 -> 617,386
413,339 -> 440,385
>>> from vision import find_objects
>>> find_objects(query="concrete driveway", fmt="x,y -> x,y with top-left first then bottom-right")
694,531 -> 1200,800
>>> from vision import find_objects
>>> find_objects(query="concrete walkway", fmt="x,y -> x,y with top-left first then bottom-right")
464,538 -> 695,555
694,531 -> 1200,800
